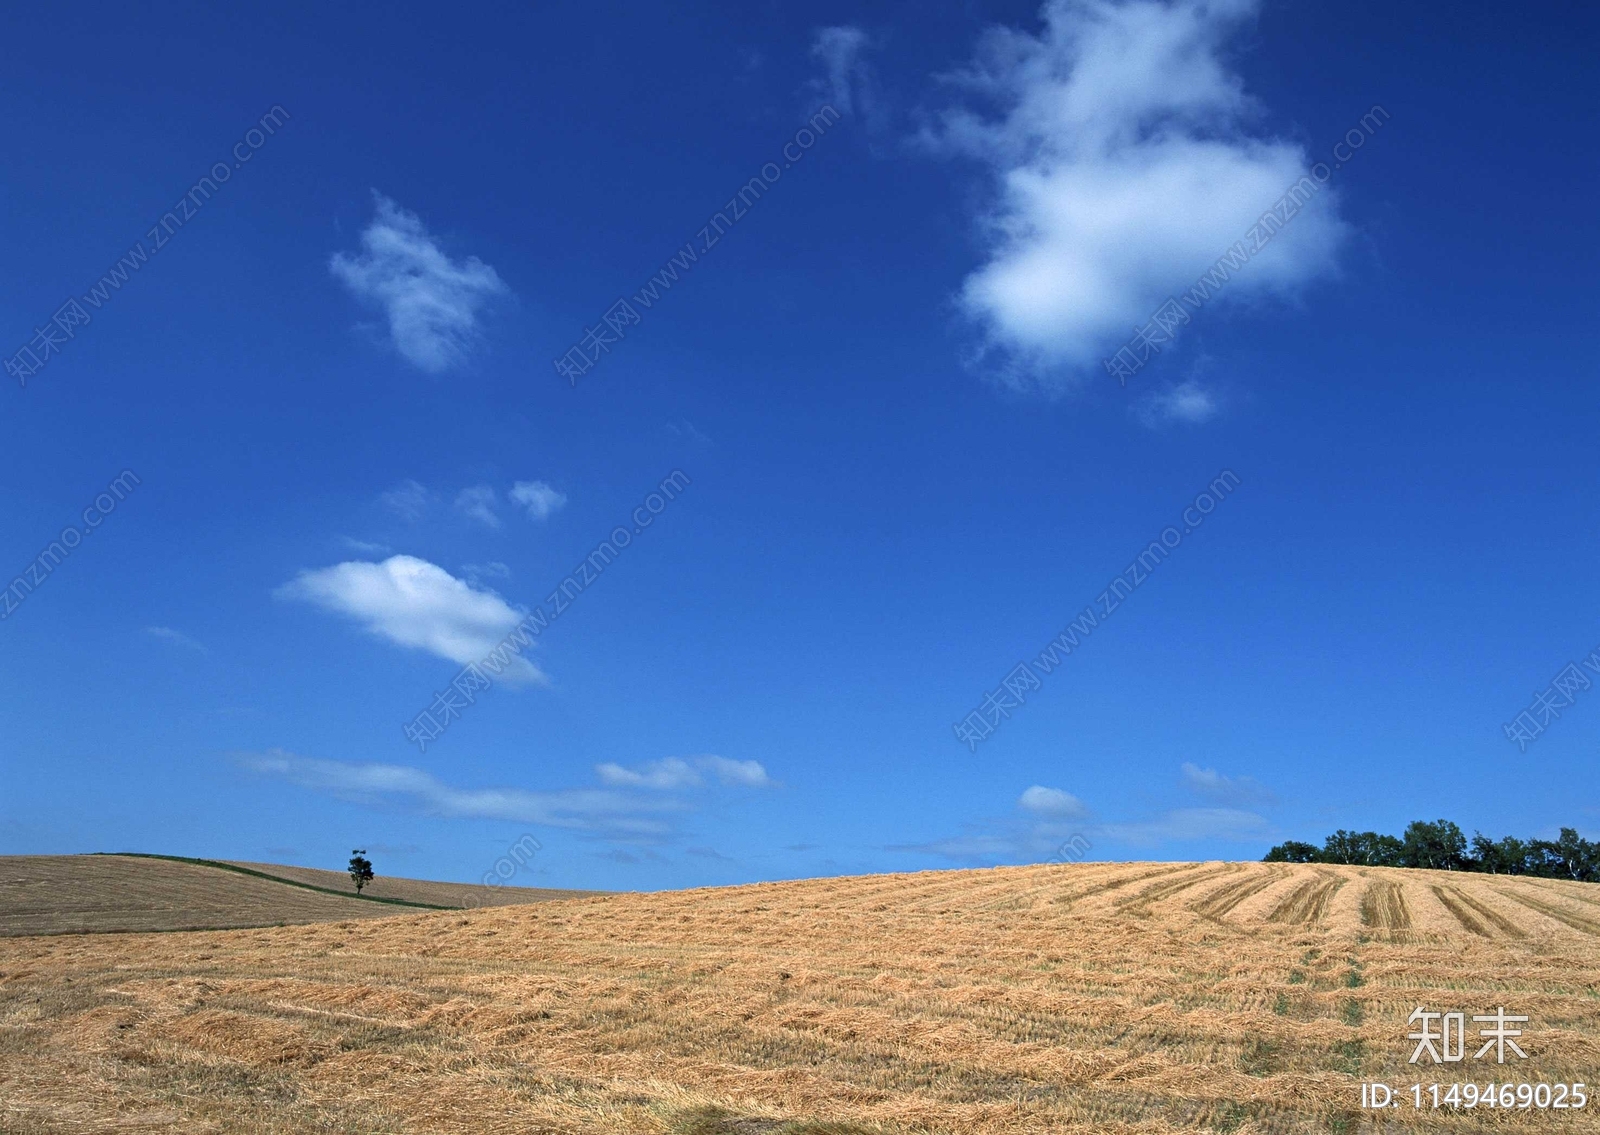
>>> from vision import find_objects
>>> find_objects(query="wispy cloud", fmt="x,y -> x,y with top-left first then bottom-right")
596,757 -> 702,791
898,776 -> 1272,864
1100,806 -> 1270,846
340,536 -> 392,556
810,26 -> 876,119
379,479 -> 433,522
454,484 -> 502,529
242,750 -> 679,837
891,784 -> 1090,864
145,626 -> 207,653
330,193 -> 508,373
460,561 -> 511,585
931,0 -> 1345,390
595,755 -> 775,791
1180,761 -> 1275,806
1133,379 -> 1220,427
686,846 -> 736,861
274,554 -> 543,685
665,419 -> 711,445
243,749 -> 773,843
509,480 -> 567,521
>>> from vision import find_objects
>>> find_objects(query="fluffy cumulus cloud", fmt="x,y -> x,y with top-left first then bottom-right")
275,555 -> 543,684
243,749 -> 772,842
509,480 -> 567,521
935,0 -> 1346,390
330,193 -> 508,372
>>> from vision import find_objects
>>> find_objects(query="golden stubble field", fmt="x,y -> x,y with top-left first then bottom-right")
3,860 -> 1598,1134
0,856 -> 597,937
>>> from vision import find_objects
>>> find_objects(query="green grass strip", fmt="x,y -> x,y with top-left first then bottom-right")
92,852 -> 456,910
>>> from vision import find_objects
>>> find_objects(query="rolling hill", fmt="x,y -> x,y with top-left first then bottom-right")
0,854 -> 600,937
2,859 -> 1597,1133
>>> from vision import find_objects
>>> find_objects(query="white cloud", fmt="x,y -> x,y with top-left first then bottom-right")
697,755 -> 773,788
243,750 -> 679,836
274,555 -> 543,685
509,480 -> 567,521
1018,784 -> 1088,817
244,749 -> 772,843
933,0 -> 1346,390
461,561 -> 511,584
330,193 -> 508,373
1133,379 -> 1219,426
341,536 -> 392,556
899,778 -> 1273,864
891,785 -> 1090,865
454,485 -> 502,529
596,757 -> 701,790
145,626 -> 207,653
1180,761 -> 1274,805
379,480 -> 432,522
810,26 -> 875,118
595,755 -> 774,791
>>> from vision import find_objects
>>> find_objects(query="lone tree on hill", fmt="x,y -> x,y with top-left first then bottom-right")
348,849 -> 374,894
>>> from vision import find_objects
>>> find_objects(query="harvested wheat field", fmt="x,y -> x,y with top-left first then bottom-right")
3,860 -> 1598,1134
0,856 -> 599,938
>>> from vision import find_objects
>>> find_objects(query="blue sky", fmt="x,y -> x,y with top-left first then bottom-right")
2,0 -> 1596,893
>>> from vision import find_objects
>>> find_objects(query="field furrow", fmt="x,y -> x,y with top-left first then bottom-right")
1361,878 -> 1412,935
1493,886 -> 1600,936
1265,871 -> 1346,926
1189,866 -> 1284,919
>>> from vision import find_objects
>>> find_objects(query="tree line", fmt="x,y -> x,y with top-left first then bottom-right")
1264,819 -> 1600,881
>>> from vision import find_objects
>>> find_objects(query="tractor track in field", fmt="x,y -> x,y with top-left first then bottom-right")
1361,879 -> 1413,938
1267,871 -> 1346,927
